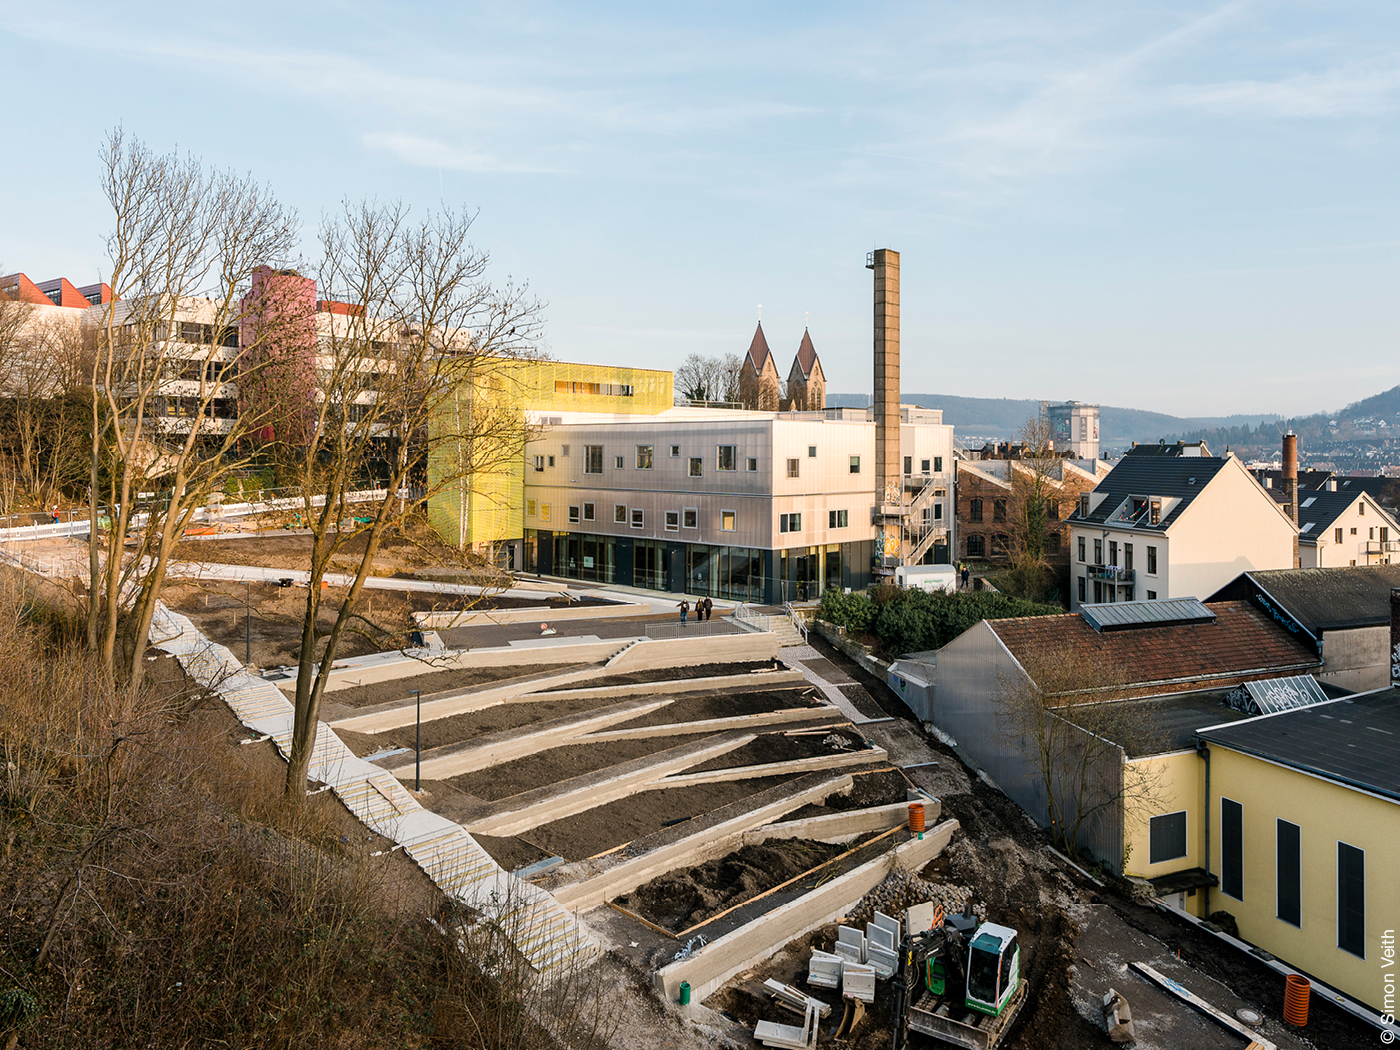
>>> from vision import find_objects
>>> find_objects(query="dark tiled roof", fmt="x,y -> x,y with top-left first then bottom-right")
991,601 -> 1320,699
794,328 -> 818,376
1123,441 -> 1213,457
1071,455 -> 1230,530
1295,491 -> 1367,542
1253,468 -> 1335,492
1208,565 -> 1400,634
1199,688 -> 1400,801
745,323 -> 773,373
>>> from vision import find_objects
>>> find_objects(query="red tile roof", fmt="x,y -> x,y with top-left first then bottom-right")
745,322 -> 772,372
794,328 -> 818,376
992,601 -> 1320,699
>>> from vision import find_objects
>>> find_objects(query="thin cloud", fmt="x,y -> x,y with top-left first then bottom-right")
362,133 -> 562,175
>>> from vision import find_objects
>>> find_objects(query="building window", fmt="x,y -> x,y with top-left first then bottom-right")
993,499 -> 1006,522
1078,577 -> 1086,602
721,510 -> 736,531
717,445 -> 737,471
527,499 -> 537,517
1221,798 -> 1243,901
670,445 -> 680,457
583,502 -> 595,521
808,445 -> 817,458
1077,536 -> 1086,562
934,504 -> 943,520
540,503 -> 551,522
665,511 -> 679,531
1277,819 -> 1301,927
1147,545 -> 1158,574
1093,538 -> 1103,564
970,499 -> 983,522
829,509 -> 848,528
934,456 -> 943,472
1146,590 -> 1157,599
849,455 -> 861,474
533,455 -> 544,472
614,505 -> 627,523
1149,812 -> 1188,865
1047,500 -> 1059,520
1046,532 -> 1061,552
683,508 -> 697,528
568,505 -> 580,524
1359,502 -> 1366,516
547,455 -> 555,467
584,445 -> 603,474
904,455 -> 912,475
631,509 -> 644,528
1080,494 -> 1090,517
966,534 -> 985,558
1351,527 -> 1358,535
689,457 -> 703,477
561,444 -> 570,457
746,457 -> 758,472
615,455 -> 624,469
1150,500 -> 1161,525
787,458 -> 800,479
780,513 -> 802,533
921,459 -> 930,474
1335,527 -> 1344,544
1124,543 -> 1134,572
1338,841 -> 1365,958
637,445 -> 654,469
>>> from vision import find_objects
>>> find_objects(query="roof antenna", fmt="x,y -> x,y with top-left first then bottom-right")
757,303 -> 762,323
805,310 -> 809,329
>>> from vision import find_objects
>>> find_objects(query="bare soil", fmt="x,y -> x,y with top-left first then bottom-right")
470,833 -> 553,872
339,695 -> 623,756
536,659 -> 782,690
840,682 -> 891,719
319,661 -> 563,711
607,685 -> 827,730
681,726 -> 871,774
784,766 -> 912,819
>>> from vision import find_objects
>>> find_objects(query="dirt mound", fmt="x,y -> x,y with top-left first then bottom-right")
618,838 -> 846,933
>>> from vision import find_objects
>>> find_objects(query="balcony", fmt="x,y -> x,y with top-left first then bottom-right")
1087,565 -> 1135,583
1366,540 -> 1400,554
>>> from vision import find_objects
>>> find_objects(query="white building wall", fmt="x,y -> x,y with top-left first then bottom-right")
1301,494 -> 1398,568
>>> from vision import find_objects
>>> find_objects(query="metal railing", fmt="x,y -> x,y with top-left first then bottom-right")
643,618 -> 744,640
782,601 -> 809,645
1365,540 -> 1400,554
1087,565 -> 1135,583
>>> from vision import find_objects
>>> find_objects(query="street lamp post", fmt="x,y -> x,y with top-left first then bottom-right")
245,581 -> 252,665
413,689 -> 422,791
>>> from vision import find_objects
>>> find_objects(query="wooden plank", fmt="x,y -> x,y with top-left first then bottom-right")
1131,962 -> 1276,1050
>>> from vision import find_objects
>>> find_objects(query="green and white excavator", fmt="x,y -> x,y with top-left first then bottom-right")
890,904 -> 1026,1050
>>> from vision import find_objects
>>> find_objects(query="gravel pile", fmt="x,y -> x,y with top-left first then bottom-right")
848,868 -> 987,928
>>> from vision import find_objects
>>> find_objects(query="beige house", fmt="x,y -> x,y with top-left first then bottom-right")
1294,490 -> 1400,567
1067,446 -> 1297,610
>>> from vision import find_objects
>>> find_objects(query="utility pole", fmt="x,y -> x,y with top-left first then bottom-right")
245,581 -> 251,665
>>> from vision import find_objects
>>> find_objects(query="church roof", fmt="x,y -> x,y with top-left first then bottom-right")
745,323 -> 774,373
794,328 -> 819,377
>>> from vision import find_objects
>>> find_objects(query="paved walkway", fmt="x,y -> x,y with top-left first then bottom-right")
777,644 -> 886,725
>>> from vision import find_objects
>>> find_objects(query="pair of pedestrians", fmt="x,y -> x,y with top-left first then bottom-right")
677,596 -> 712,625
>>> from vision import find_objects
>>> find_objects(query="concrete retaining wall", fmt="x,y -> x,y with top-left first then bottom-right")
810,620 -> 891,681
533,669 -> 802,702
550,773 -> 855,913
658,747 -> 887,787
606,632 -> 777,672
741,800 -> 931,846
652,818 -> 960,1002
413,602 -> 651,628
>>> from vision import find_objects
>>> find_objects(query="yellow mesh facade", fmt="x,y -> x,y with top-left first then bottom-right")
427,358 -> 672,549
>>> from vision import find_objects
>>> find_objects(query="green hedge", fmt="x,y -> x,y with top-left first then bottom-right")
820,586 -> 1061,656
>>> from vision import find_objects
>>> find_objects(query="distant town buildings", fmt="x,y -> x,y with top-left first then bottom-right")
1041,400 -> 1100,460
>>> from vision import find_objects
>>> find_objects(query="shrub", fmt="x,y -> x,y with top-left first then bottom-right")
818,588 -> 874,632
826,585 -> 1060,657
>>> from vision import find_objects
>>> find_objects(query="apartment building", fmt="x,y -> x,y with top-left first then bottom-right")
954,457 -> 1105,567
1066,446 -> 1297,610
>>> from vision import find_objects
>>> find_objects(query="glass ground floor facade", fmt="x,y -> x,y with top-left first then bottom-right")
524,530 -> 874,604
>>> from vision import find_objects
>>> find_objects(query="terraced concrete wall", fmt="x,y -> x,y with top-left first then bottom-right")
606,632 -> 777,672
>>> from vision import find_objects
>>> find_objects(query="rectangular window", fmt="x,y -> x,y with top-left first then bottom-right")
721,510 -> 736,531
781,513 -> 802,533
1335,527 -> 1344,544
584,445 -> 603,474
849,455 -> 861,474
1221,798 -> 1243,901
1108,540 -> 1118,565
614,504 -> 627,524
583,502 -> 595,521
904,455 -> 912,475
1047,501 -> 1059,520
787,458 -> 800,479
1080,494 -> 1090,517
533,455 -> 544,472
1338,842 -> 1365,957
1078,577 -> 1086,602
746,457 -> 758,472
1359,502 -> 1366,516
717,445 -> 737,471
993,499 -> 1006,522
1146,590 -> 1157,599
1150,499 -> 1161,525
1277,819 -> 1301,927
967,534 -> 985,558
547,455 -> 555,467
1078,536 -> 1086,562
665,511 -> 679,531
683,508 -> 697,529
1147,546 -> 1158,574
1124,543 -> 1134,572
561,444 -> 570,457
921,458 -> 930,474
970,499 -> 983,522
540,503 -> 551,522
527,499 -> 537,517
1351,527 -> 1358,535
688,457 -> 703,477
631,509 -> 644,529
934,504 -> 943,520
808,445 -> 817,458
829,509 -> 848,529
637,445 -> 654,469
1149,812 -> 1188,865
615,455 -> 624,469
568,505 -> 580,524
1094,538 -> 1103,564
934,456 -> 943,472
670,445 -> 680,457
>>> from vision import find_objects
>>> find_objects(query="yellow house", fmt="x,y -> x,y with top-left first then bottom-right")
427,358 -> 672,556
1197,688 -> 1400,1013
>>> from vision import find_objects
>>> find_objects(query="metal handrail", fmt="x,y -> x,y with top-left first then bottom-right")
782,601 -> 809,645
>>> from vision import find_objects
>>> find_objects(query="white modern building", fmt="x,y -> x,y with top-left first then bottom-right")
1066,445 -> 1297,610
522,405 -> 955,603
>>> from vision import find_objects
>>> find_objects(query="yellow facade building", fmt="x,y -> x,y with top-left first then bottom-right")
427,358 -> 672,555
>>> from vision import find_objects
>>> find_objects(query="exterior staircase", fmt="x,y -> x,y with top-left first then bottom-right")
733,605 -> 808,647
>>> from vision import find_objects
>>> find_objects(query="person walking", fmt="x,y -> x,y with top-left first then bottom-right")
699,596 -> 712,622
678,598 -> 690,625
960,563 -> 970,590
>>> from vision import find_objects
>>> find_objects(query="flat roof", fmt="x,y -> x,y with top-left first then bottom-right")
1198,688 -> 1400,801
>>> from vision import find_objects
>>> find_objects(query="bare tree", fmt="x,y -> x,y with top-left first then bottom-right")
88,129 -> 299,686
675,352 -> 741,403
996,647 -> 1167,867
279,200 -> 541,799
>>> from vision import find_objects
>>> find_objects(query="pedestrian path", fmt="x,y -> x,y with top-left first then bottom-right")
778,644 -> 885,725
148,603 -> 596,974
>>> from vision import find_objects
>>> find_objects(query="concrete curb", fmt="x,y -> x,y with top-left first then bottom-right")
741,800 -> 930,846
413,602 -> 652,628
658,747 -> 888,787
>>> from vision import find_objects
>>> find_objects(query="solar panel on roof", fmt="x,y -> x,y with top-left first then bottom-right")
1243,674 -> 1330,715
1080,598 -> 1216,632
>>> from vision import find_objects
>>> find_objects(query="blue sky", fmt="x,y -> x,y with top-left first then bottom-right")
3,1 -> 1399,417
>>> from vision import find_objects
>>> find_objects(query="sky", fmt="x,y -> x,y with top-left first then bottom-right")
3,1 -> 1399,418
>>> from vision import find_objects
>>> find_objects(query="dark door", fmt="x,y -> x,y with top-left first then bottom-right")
667,546 -> 684,592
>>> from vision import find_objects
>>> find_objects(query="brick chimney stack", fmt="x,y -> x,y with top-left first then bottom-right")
1283,432 -> 1300,568
867,249 -> 901,568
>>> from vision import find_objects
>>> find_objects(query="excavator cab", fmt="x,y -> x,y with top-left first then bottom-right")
964,923 -> 1020,1017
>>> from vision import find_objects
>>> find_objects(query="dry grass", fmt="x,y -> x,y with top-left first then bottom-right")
0,572 -> 613,1050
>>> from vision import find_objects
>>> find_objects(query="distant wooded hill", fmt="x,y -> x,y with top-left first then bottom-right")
824,392 -> 1284,447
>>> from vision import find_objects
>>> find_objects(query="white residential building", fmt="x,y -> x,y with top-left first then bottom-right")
1294,490 -> 1400,567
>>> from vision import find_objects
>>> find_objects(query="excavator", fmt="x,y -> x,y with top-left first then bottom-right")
890,903 -> 1026,1050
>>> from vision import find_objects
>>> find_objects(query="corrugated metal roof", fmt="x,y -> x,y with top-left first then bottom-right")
1243,674 -> 1331,715
1080,597 -> 1215,633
